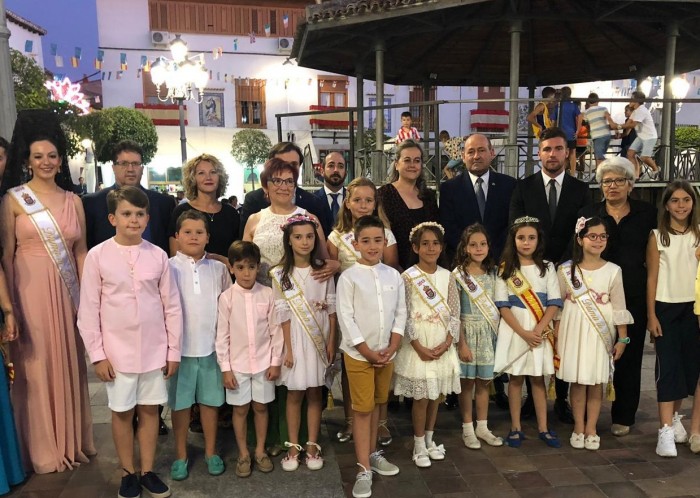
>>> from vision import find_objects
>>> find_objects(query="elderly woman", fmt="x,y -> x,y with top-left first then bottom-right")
578,156 -> 657,436
169,153 -> 239,265
378,139 -> 439,270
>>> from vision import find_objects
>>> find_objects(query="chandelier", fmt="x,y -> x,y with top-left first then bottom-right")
150,35 -> 208,104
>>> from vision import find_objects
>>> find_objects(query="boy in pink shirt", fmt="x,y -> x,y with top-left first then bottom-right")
216,240 -> 283,478
78,186 -> 182,498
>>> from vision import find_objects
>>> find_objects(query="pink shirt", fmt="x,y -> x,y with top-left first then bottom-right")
216,281 -> 283,375
77,238 -> 183,373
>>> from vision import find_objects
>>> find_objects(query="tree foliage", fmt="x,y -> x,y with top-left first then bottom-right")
230,129 -> 272,169
10,48 -> 49,111
675,126 -> 700,148
80,107 -> 159,164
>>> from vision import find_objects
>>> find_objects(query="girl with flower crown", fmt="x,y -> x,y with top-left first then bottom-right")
555,216 -> 632,451
393,221 -> 461,468
270,214 -> 337,472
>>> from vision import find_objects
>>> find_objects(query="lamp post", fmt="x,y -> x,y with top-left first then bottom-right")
150,35 -> 208,164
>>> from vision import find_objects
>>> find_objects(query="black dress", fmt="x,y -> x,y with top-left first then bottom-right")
169,202 -> 240,257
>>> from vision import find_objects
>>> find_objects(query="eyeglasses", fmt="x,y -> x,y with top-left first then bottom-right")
582,233 -> 609,241
600,177 -> 628,187
269,177 -> 296,187
115,161 -> 143,168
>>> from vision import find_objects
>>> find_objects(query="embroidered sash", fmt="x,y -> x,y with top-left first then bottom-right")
271,268 -> 329,367
560,261 -> 615,381
337,231 -> 357,258
405,265 -> 450,331
10,185 -> 79,310
453,268 -> 499,334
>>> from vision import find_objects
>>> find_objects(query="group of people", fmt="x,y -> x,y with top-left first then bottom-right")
0,102 -> 698,498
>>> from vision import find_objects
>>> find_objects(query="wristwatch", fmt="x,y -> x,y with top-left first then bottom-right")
617,337 -> 631,344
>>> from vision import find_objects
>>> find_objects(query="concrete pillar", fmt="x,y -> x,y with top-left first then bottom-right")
661,22 -> 679,178
356,69 -> 364,178
375,40 -> 385,154
506,20 -> 523,178
0,0 -> 17,139
526,84 -> 536,176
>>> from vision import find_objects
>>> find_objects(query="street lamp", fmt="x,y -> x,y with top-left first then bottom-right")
150,35 -> 208,164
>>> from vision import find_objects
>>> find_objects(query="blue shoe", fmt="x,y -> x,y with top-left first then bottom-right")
205,454 -> 225,476
539,430 -> 562,448
505,430 -> 525,448
170,459 -> 188,481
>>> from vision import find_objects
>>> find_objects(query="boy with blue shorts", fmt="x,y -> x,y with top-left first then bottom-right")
168,210 -> 231,480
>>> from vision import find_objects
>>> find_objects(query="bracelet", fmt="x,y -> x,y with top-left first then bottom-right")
617,337 -> 630,344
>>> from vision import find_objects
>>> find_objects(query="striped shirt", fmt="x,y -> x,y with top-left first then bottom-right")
584,105 -> 611,140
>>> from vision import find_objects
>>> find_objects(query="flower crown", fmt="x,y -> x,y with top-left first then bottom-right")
409,221 -> 445,241
280,214 -> 318,231
512,216 -> 540,226
575,216 -> 592,235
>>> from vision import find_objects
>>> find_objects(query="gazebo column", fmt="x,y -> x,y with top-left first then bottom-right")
506,20 -> 523,178
375,39 -> 385,165
526,82 -> 536,176
356,67 -> 365,179
660,22 -> 679,180
0,0 -> 16,139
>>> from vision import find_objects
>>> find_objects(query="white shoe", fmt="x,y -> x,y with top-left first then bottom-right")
689,434 -> 700,454
412,446 -> 431,468
352,464 -> 373,498
427,441 -> 445,460
584,434 -> 600,451
656,425 -> 677,457
570,432 -> 585,449
672,413 -> 688,443
305,442 -> 324,471
475,426 -> 503,447
462,431 -> 481,450
369,450 -> 399,476
281,442 -> 303,472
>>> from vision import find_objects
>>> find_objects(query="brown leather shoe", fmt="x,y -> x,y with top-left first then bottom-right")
255,453 -> 274,473
235,456 -> 251,478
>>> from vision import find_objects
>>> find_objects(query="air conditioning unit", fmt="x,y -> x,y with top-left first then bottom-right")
278,37 -> 293,54
151,31 -> 171,46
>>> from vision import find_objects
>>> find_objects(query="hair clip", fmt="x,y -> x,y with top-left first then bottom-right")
575,216 -> 592,235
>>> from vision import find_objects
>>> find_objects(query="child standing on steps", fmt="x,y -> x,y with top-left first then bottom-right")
556,217 -> 632,451
494,217 -> 562,449
271,214 -> 337,472
393,222 -> 461,468
453,224 -> 503,450
327,177 -> 399,445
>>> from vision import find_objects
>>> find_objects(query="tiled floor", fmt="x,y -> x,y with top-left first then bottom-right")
6,345 -> 700,497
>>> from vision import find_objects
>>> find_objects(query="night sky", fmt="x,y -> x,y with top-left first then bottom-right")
6,0 -> 98,81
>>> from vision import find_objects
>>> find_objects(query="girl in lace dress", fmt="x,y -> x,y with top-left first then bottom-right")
393,222 -> 461,468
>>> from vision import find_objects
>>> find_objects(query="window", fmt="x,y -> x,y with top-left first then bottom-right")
409,86 -> 436,132
368,96 -> 392,133
318,76 -> 348,108
235,78 -> 266,128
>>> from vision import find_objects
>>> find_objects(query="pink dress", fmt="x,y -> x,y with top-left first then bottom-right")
8,190 -> 95,474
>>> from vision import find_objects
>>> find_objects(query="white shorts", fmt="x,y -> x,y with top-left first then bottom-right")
225,370 -> 275,406
105,368 -> 168,412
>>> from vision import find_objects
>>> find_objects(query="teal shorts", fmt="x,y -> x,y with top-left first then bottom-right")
167,353 -> 225,411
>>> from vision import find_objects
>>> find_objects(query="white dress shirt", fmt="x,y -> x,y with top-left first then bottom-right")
541,169 -> 566,204
337,262 -> 407,362
170,252 -> 232,357
468,170 -> 490,199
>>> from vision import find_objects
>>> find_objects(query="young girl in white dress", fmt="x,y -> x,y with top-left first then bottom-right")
271,214 -> 337,471
556,216 -> 632,451
393,222 -> 461,468
453,224 -> 503,450
327,177 -> 399,446
494,217 -> 562,449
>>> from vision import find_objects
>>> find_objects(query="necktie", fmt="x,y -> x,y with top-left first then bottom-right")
330,193 -> 340,223
548,179 -> 557,223
475,177 -> 486,220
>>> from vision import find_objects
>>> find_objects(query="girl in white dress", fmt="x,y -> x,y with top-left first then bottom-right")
556,216 -> 632,451
327,177 -> 399,445
271,214 -> 337,471
494,217 -> 562,448
393,222 -> 461,468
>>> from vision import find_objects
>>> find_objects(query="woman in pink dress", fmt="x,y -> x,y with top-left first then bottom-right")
0,134 -> 95,474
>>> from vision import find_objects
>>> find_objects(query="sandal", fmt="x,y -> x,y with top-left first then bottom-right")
505,430 -> 525,448
281,442 -> 303,472
539,429 -> 562,448
305,441 -> 324,471
337,417 -> 353,443
378,419 -> 392,446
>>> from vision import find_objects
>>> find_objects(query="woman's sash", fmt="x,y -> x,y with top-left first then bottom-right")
271,268 -> 328,367
405,266 -> 450,331
10,185 -> 79,310
337,231 -> 357,257
453,268 -> 499,334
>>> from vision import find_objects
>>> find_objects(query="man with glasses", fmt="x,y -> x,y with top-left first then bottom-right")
239,142 -> 326,237
83,140 -> 174,253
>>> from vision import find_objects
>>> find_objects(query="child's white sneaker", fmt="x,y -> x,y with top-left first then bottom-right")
475,426 -> 503,447
370,450 -> 399,475
427,441 -> 445,461
672,412 -> 688,443
570,432 -> 585,449
352,464 -> 373,498
656,425 -> 677,457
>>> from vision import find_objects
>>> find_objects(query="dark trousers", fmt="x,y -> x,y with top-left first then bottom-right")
611,299 -> 647,426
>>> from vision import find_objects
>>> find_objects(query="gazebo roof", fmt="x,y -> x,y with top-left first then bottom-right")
292,0 -> 700,86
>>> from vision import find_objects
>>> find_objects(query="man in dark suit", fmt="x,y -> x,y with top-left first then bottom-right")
314,151 -> 347,236
509,126 -> 593,423
440,133 -> 516,411
238,142 -> 327,237
82,140 -> 174,253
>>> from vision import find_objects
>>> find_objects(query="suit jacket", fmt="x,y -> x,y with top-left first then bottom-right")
314,186 -> 346,236
239,187 -> 327,238
509,171 -> 592,263
82,184 -> 175,253
440,170 -> 516,262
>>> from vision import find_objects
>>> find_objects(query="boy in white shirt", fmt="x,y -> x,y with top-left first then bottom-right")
168,210 -> 231,481
337,215 -> 407,498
